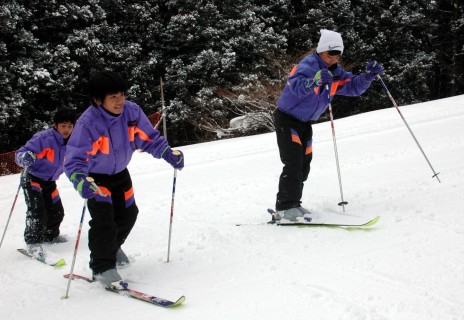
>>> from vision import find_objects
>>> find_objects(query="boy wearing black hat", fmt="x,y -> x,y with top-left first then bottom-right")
64,71 -> 184,288
15,109 -> 77,260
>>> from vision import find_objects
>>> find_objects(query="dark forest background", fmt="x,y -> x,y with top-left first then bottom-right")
1,0 -> 463,152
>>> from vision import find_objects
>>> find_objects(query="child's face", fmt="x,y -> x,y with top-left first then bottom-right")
95,92 -> 126,114
54,121 -> 74,139
319,51 -> 341,67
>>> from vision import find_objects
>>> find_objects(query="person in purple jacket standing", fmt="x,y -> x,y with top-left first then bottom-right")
274,29 -> 383,222
64,71 -> 184,288
15,109 -> 76,259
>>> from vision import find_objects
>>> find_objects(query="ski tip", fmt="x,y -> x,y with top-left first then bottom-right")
154,295 -> 186,308
363,216 -> 380,226
170,295 -> 186,307
54,259 -> 66,267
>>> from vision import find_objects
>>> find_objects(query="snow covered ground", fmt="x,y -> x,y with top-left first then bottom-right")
1,94 -> 464,319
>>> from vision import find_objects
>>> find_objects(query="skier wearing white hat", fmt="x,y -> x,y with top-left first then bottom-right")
274,29 -> 383,221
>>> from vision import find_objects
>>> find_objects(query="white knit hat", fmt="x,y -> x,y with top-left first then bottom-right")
316,29 -> 344,54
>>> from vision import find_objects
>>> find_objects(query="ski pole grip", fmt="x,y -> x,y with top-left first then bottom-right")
85,177 -> 106,197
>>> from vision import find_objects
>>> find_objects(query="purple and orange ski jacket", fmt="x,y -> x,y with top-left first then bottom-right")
276,52 -> 373,122
15,128 -> 67,181
64,100 -> 169,177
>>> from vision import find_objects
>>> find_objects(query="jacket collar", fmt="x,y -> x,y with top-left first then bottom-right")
97,105 -> 123,124
51,127 -> 65,145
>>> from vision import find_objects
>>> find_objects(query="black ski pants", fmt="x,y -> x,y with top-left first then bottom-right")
21,172 -> 64,244
87,168 -> 138,274
274,109 -> 313,211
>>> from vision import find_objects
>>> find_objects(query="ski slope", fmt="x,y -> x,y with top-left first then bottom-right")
1,94 -> 464,319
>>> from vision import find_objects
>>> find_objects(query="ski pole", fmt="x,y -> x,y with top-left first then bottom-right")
160,77 -> 168,139
376,75 -> 441,183
62,177 -> 102,299
166,168 -> 178,263
0,170 -> 26,249
61,199 -> 87,299
326,85 -> 348,212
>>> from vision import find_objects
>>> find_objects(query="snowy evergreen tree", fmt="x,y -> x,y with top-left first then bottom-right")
0,0 -> 463,153
432,0 -> 464,97
159,0 -> 286,142
1,1 -> 50,150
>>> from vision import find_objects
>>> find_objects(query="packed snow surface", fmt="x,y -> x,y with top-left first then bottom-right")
1,95 -> 464,319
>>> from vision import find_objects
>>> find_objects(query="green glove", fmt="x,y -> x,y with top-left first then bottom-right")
307,69 -> 333,89
70,172 -> 98,199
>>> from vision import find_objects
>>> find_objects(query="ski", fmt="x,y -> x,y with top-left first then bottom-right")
278,215 -> 380,227
267,209 -> 379,227
17,248 -> 65,267
64,273 -> 186,308
236,220 -> 276,226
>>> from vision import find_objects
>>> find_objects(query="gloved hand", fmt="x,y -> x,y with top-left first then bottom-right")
162,148 -> 184,170
17,151 -> 36,167
319,69 -> 333,86
70,172 -> 98,199
306,69 -> 333,89
364,61 -> 383,81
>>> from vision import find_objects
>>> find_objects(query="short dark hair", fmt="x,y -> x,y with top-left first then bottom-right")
53,108 -> 76,125
88,71 -> 127,105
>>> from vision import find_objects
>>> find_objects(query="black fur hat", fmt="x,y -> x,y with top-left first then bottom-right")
88,71 -> 127,105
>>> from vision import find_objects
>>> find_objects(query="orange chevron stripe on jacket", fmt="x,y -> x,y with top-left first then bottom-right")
314,78 -> 352,96
87,136 -> 110,155
330,78 -> 352,96
128,127 -> 153,142
289,65 -> 298,77
36,148 -> 55,163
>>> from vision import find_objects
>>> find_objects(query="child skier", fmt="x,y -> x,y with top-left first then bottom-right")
15,109 -> 76,259
64,71 -> 184,288
274,29 -> 383,221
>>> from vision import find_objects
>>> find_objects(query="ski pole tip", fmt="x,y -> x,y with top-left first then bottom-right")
433,172 -> 441,183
